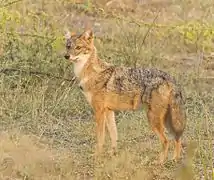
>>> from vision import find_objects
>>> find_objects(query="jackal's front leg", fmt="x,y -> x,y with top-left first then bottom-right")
95,109 -> 106,156
105,110 -> 118,156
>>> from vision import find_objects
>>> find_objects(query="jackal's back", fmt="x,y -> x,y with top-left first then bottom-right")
99,66 -> 184,104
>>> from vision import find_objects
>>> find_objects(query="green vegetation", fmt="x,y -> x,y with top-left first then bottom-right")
0,0 -> 213,179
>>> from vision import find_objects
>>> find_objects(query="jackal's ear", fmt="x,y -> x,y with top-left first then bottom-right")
65,31 -> 76,39
65,30 -> 71,39
82,29 -> 93,40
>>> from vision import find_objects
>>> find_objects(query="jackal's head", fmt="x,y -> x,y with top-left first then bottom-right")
64,29 -> 94,62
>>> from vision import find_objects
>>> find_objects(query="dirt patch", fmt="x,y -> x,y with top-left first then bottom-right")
0,130 -> 74,180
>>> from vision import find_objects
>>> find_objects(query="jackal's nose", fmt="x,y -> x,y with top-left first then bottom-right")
64,54 -> 70,60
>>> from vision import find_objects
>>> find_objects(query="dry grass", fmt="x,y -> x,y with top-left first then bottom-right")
0,130 -> 75,180
0,0 -> 214,179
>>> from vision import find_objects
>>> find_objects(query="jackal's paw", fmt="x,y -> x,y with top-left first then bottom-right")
94,151 -> 105,163
171,157 -> 182,164
158,153 -> 167,165
171,157 -> 177,163
94,149 -> 102,159
110,147 -> 117,157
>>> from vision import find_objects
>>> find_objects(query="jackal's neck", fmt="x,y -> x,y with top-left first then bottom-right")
89,47 -> 98,62
75,47 -> 103,80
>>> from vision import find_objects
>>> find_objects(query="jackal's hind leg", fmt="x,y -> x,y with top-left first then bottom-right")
154,127 -> 169,164
172,138 -> 181,161
147,110 -> 169,164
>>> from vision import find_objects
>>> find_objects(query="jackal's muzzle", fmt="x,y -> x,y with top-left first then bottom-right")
64,54 -> 70,60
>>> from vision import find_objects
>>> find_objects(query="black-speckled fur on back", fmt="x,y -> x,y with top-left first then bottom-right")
95,66 -> 185,105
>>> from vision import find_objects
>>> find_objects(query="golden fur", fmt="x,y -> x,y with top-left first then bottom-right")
64,29 -> 186,164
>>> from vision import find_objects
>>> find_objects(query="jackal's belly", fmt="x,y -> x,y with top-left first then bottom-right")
103,91 -> 143,111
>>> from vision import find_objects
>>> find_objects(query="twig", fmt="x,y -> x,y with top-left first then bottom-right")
0,68 -> 76,83
134,9 -> 161,67
5,32 -> 56,41
0,0 -> 23,8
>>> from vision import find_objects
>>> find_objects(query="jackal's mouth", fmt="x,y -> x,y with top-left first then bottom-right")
70,55 -> 79,62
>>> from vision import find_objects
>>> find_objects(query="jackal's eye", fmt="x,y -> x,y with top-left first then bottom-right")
75,46 -> 81,50
66,43 -> 71,49
66,39 -> 72,49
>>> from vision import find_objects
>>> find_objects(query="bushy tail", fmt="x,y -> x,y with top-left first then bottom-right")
165,87 -> 186,140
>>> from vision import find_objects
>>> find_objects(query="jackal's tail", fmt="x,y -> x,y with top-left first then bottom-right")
165,86 -> 186,140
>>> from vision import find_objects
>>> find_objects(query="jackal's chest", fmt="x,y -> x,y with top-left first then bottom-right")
82,91 -> 92,105
78,77 -> 93,105
73,57 -> 89,77
78,84 -> 92,105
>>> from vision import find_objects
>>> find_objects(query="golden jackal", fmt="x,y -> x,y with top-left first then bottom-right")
64,29 -> 186,164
